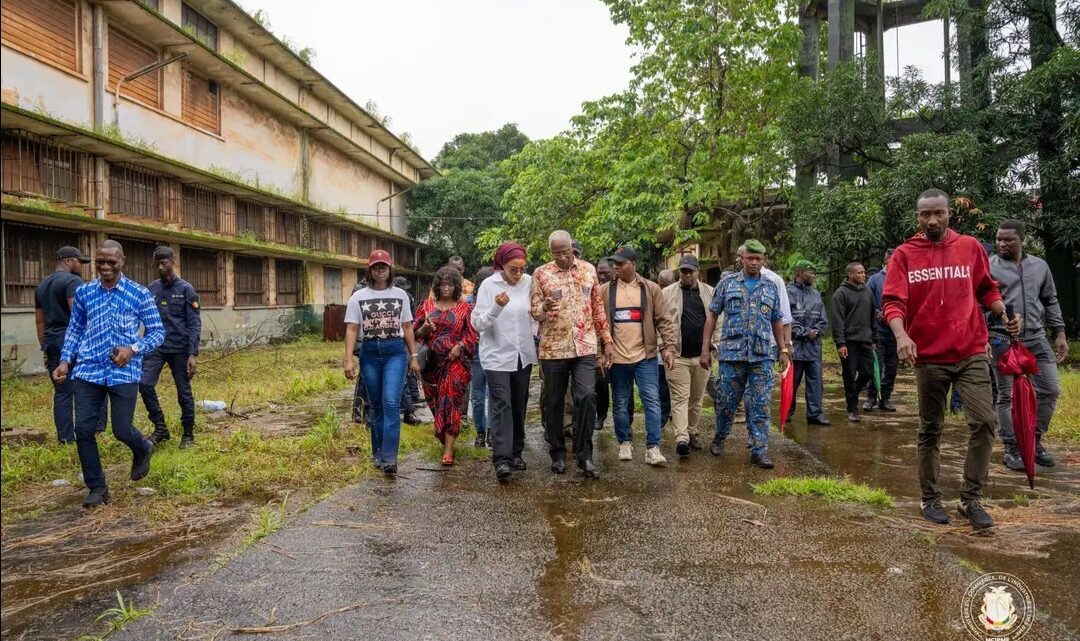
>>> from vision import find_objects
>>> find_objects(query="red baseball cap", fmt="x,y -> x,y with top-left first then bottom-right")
368,249 -> 393,267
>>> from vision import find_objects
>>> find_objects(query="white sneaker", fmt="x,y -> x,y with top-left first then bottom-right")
645,446 -> 667,467
618,441 -> 633,461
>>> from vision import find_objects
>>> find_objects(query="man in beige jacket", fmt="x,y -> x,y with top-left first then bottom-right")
662,255 -> 720,457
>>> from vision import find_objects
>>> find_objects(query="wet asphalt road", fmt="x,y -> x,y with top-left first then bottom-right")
113,415 -> 1078,641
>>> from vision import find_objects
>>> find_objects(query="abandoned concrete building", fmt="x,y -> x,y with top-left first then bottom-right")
0,0 -> 437,373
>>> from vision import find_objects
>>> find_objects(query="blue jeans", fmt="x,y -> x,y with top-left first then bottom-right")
470,356 -> 489,434
360,338 -> 408,466
611,358 -> 662,448
74,380 -> 149,491
790,359 -> 824,420
45,340 -> 107,443
140,350 -> 195,435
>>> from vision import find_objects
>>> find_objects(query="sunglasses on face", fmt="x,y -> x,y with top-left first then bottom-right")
97,260 -> 120,267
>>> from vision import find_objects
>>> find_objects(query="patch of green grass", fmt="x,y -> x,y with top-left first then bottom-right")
752,476 -> 895,508
244,493 -> 290,546
93,590 -> 151,632
957,558 -> 985,575
1012,492 -> 1030,507
1049,367 -> 1079,444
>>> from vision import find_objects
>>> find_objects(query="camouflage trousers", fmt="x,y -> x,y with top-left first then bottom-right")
713,360 -> 775,457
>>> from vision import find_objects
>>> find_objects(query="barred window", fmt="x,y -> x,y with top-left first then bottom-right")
236,200 -> 265,240
309,222 -> 331,252
180,246 -> 221,306
109,165 -> 164,220
181,3 -> 217,50
182,184 -> 219,232
1,221 -> 88,306
1,131 -> 95,207
108,236 -> 157,287
276,259 -> 301,306
271,210 -> 301,245
234,255 -> 266,306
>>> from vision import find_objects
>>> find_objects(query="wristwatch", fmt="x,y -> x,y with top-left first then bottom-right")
130,343 -> 140,354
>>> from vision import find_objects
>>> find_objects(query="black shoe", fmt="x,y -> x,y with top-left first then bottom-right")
495,463 -> 512,483
1003,444 -> 1025,471
862,400 -> 876,412
130,442 -> 154,481
512,457 -> 527,471
958,500 -> 994,530
688,434 -> 703,451
676,441 -> 690,458
877,401 -> 897,412
474,433 -> 488,448
402,413 -> 421,426
1035,442 -> 1056,467
578,459 -> 599,479
148,428 -> 170,445
382,463 -> 397,477
709,437 -> 725,457
749,452 -> 774,469
921,500 -> 951,524
807,415 -> 832,426
83,487 -> 110,508
847,411 -> 861,423
551,458 -> 566,475
179,435 -> 195,450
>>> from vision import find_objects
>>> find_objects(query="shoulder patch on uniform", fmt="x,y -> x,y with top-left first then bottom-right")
191,300 -> 200,309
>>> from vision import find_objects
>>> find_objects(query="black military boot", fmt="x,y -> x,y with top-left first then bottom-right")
148,426 -> 170,445
1035,441 -> 1056,467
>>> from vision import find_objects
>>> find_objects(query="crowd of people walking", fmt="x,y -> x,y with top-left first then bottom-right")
36,188 -> 1069,532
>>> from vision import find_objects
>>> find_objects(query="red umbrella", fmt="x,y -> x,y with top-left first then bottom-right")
997,341 -> 1040,488
778,362 -> 794,434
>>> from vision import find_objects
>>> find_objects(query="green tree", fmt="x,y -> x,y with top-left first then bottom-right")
434,123 -> 530,171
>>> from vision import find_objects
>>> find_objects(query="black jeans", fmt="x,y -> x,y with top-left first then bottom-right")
486,363 -> 532,467
74,380 -> 150,491
867,330 -> 898,405
790,359 -> 824,420
44,340 -> 107,442
140,350 -> 195,436
658,358 -> 671,426
841,342 -> 874,412
541,356 -> 597,463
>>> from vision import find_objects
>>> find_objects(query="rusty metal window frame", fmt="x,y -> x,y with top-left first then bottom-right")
275,259 -> 302,306
236,200 -> 265,241
180,246 -> 222,306
108,163 -> 181,222
1,221 -> 91,307
233,254 -> 266,307
181,3 -> 217,50
271,210 -> 301,246
1,130 -> 97,210
181,184 -> 220,232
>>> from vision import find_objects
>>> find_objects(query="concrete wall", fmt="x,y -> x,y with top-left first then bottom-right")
307,137 -> 393,228
0,49 -> 93,127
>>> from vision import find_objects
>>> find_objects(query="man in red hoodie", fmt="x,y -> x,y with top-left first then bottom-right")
882,188 -> 1021,530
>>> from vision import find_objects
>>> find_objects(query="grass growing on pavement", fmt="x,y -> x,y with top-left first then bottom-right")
1050,367 -> 1079,444
752,476 -> 895,508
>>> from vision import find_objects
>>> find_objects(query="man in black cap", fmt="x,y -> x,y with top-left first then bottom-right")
35,246 -> 105,442
141,246 -> 202,448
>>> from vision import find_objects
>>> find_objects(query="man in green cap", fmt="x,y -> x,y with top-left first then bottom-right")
699,239 -> 789,469
786,261 -> 830,425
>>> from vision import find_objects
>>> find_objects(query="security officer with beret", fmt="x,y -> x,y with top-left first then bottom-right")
141,246 -> 202,448
699,239 -> 789,469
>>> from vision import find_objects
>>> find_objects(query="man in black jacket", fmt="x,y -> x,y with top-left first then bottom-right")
787,261 -> 830,425
831,262 -> 877,422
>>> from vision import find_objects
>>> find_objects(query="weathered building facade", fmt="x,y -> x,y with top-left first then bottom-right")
1,0 -> 436,373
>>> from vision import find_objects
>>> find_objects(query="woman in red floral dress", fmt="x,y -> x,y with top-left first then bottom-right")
414,266 -> 478,465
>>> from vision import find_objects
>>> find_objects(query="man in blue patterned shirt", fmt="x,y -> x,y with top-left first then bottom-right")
53,241 -> 166,507
699,239 -> 789,469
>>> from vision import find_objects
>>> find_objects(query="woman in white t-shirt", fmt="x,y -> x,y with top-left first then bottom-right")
471,242 -> 538,483
343,249 -> 421,476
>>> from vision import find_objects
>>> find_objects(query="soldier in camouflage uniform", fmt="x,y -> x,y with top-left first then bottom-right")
699,239 -> 790,469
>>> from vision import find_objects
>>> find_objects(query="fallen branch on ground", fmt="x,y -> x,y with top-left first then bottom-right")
231,597 -> 404,634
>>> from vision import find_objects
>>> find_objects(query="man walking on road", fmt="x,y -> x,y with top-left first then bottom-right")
832,262 -> 877,423
700,239 -> 789,469
883,188 -> 1020,530
663,255 -> 719,457
141,247 -> 202,449
531,230 -> 613,479
601,246 -> 678,466
989,219 -> 1068,470
35,246 -> 107,443
865,249 -> 898,412
787,261 -> 830,425
52,241 -> 165,508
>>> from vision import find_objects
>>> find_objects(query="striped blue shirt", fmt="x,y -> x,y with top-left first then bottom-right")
61,275 -> 166,385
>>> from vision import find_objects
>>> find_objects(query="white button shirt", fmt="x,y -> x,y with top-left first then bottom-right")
761,267 -> 793,348
471,271 -> 539,372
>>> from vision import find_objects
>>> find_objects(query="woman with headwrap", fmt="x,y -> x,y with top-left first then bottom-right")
471,242 -> 538,483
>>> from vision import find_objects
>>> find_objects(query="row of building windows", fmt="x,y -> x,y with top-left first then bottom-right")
0,130 -> 418,267
1,221 -> 310,308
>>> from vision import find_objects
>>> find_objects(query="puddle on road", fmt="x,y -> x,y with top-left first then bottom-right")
782,375 -> 1080,628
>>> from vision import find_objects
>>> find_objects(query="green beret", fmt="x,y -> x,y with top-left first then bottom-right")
794,260 -> 816,271
743,239 -> 767,254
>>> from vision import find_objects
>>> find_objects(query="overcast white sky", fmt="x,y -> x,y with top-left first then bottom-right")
246,0 -> 949,161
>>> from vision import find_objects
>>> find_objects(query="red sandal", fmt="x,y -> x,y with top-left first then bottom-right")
441,453 -> 455,466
